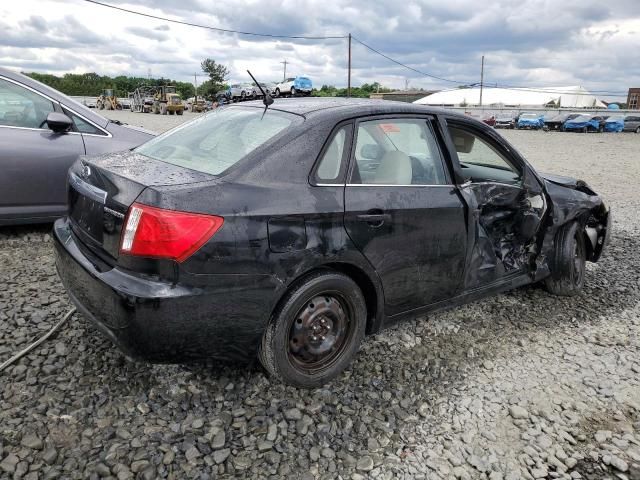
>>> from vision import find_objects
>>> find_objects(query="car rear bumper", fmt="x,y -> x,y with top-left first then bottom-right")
53,218 -> 282,363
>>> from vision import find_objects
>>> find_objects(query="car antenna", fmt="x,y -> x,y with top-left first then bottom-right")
247,69 -> 274,119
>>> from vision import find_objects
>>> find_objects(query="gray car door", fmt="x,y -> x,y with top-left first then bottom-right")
0,77 -> 85,222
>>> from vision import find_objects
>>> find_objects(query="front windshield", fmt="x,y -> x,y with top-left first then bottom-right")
606,116 -> 624,122
520,114 -> 539,119
136,107 -> 298,176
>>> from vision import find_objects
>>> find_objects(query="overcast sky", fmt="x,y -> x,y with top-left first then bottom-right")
1,0 -> 638,100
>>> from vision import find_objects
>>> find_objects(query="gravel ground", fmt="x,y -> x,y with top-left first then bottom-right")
1,113 -> 640,480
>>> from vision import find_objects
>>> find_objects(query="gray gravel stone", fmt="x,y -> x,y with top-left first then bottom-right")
284,408 -> 303,421
356,456 -> 374,472
213,449 -> 230,464
20,434 -> 43,449
509,406 -> 529,420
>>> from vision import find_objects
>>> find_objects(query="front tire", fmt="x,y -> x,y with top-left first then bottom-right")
544,222 -> 587,296
259,271 -> 366,388
635,126 -> 640,134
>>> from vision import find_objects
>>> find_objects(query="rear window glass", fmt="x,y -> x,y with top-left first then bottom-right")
136,107 -> 298,175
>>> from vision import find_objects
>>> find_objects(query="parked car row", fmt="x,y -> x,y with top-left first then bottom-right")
492,111 -> 640,133
217,76 -> 314,103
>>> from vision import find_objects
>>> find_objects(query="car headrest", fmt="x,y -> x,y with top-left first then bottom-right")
373,151 -> 412,185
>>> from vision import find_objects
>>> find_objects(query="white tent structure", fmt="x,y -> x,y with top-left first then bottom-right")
413,86 -> 606,108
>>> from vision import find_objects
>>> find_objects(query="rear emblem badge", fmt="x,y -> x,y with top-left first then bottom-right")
104,207 -> 125,219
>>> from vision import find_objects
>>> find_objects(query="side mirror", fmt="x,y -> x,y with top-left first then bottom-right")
46,112 -> 73,133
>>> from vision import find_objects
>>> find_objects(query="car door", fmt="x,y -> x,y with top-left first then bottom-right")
343,116 -> 468,317
0,76 -> 85,222
443,119 -> 546,289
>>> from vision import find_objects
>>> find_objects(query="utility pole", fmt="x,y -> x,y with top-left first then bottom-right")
194,72 -> 198,100
280,59 -> 288,82
479,55 -> 485,107
347,33 -> 352,98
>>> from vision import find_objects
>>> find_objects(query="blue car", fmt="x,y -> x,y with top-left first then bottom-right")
275,76 -> 313,97
604,115 -> 624,132
563,114 -> 605,133
517,113 -> 545,130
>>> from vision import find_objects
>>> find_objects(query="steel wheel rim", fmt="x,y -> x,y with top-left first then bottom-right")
287,293 -> 352,374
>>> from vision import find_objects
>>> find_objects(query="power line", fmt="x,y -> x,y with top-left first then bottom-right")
351,35 -> 470,85
351,37 -> 627,97
80,0 -> 347,39
76,0 -> 630,98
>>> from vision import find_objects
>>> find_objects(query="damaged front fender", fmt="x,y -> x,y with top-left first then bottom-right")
535,176 -> 610,279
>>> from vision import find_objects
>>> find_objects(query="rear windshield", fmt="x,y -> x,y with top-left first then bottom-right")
520,113 -> 539,119
136,107 -> 298,175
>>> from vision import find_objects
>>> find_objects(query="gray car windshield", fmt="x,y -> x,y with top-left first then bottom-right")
136,107 -> 297,175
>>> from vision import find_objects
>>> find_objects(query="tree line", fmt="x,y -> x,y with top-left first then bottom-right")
24,72 -> 197,100
24,59 -> 396,101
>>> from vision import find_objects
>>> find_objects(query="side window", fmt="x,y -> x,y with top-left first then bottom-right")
62,107 -> 105,135
350,118 -> 448,185
448,125 -> 521,185
0,78 -> 55,129
314,124 -> 351,183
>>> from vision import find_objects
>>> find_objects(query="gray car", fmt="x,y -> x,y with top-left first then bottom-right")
623,114 -> 640,133
0,67 -> 155,225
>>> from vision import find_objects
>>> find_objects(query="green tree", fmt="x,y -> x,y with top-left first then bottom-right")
200,58 -> 230,96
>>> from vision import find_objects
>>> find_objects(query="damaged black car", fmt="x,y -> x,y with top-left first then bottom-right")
53,99 -> 611,387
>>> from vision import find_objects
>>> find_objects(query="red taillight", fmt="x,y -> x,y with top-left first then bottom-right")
119,203 -> 224,262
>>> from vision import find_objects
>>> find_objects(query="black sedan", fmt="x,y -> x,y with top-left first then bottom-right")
54,99 -> 610,387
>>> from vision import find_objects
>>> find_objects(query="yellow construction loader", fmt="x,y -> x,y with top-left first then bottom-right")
96,89 -> 122,111
152,86 -> 184,115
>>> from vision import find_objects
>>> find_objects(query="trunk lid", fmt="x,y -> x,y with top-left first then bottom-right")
68,151 -> 213,260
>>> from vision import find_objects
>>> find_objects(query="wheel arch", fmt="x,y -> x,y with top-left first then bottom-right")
270,262 -> 385,337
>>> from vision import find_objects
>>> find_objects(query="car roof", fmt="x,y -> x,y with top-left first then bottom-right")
0,66 -> 110,128
227,97 -> 453,121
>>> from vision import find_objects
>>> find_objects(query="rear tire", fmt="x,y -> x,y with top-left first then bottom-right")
259,271 -> 366,388
636,127 -> 640,134
275,88 -> 280,97
544,222 -> 586,296
291,87 -> 296,97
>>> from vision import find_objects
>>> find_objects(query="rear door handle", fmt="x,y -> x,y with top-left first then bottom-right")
356,211 -> 390,227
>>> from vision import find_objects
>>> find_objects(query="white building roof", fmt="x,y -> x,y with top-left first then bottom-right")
413,86 -> 606,108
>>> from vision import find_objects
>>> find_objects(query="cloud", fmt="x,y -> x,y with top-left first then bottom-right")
1,0 -> 638,100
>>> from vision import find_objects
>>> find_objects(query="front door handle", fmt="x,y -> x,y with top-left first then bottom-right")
356,210 -> 390,227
